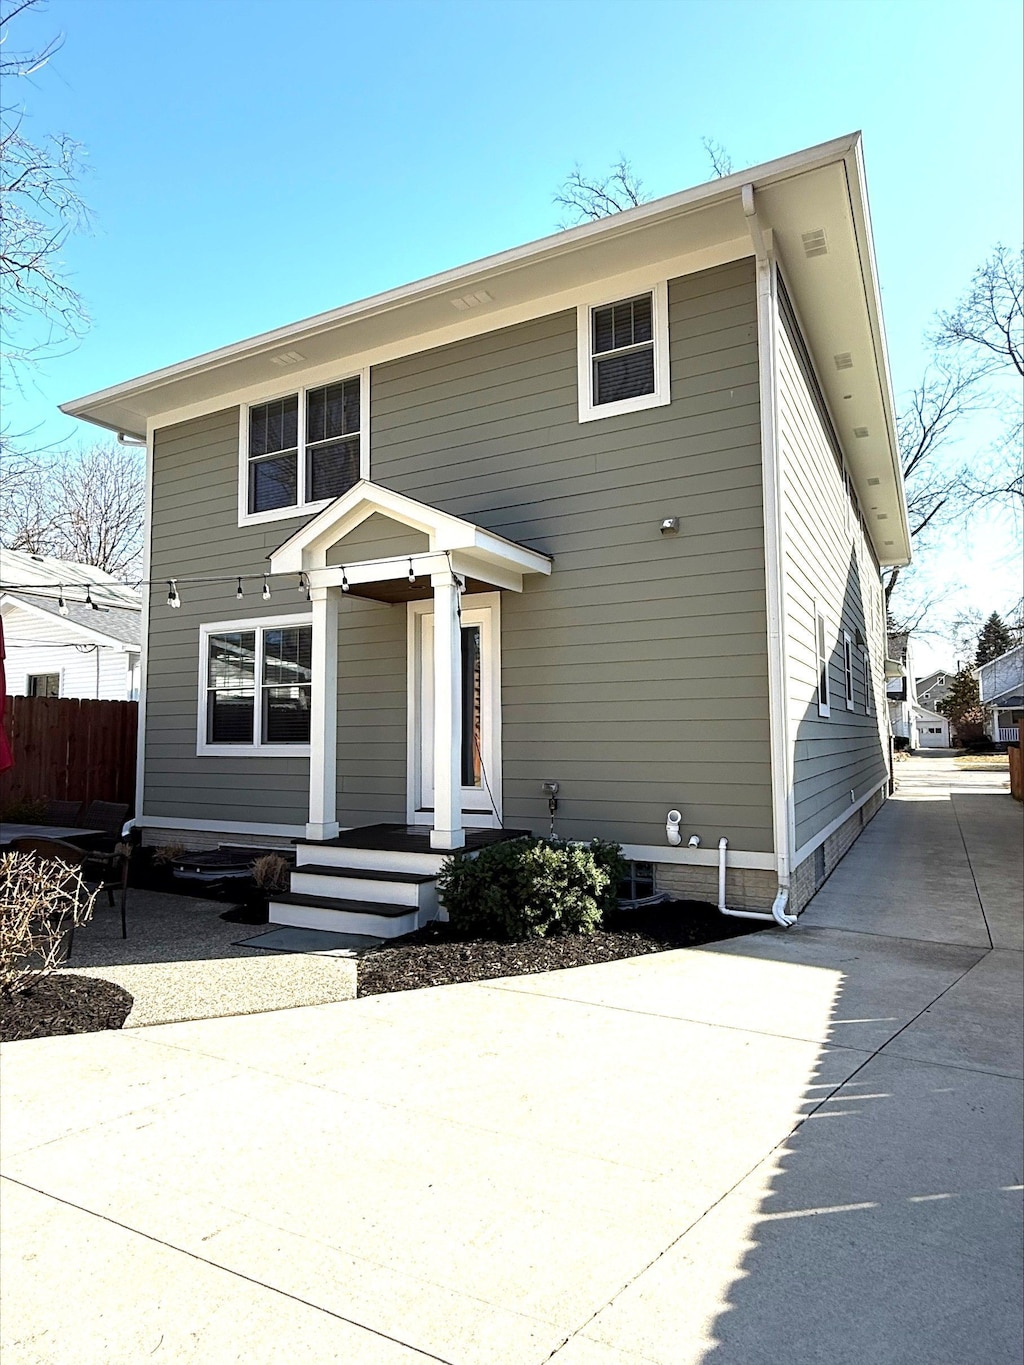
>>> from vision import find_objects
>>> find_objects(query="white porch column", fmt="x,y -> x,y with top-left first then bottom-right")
306,585 -> 339,842
430,571 -> 464,851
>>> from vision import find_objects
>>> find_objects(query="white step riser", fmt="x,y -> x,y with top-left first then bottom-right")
296,845 -> 445,876
290,872 -> 436,912
269,901 -> 426,938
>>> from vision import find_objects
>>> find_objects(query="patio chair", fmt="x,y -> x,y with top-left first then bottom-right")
78,801 -> 131,851
8,835 -> 129,952
43,799 -> 84,827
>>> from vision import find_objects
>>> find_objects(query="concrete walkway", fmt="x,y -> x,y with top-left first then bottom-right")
2,754 -> 1021,1364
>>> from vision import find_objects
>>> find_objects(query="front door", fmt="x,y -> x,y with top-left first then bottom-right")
409,595 -> 500,825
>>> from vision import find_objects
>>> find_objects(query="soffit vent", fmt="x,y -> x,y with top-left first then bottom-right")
801,228 -> 828,258
876,513 -> 889,520
834,352 -> 854,370
866,477 -> 881,486
451,289 -> 494,313
853,426 -> 869,438
269,349 -> 305,368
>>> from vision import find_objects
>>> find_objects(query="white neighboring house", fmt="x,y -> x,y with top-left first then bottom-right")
977,644 -> 1024,744
0,550 -> 141,700
886,631 -> 920,747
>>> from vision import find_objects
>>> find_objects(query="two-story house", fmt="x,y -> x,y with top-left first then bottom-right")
60,133 -> 910,934
977,644 -> 1024,744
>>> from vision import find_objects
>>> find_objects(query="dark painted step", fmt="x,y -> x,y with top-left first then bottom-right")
294,862 -> 436,885
270,891 -> 413,919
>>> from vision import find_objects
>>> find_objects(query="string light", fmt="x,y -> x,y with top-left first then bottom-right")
236,577 -> 244,600
297,573 -> 306,594
85,585 -> 98,610
262,575 -> 271,601
167,580 -> 181,609
58,586 -> 69,617
408,557 -> 416,583
341,567 -> 350,593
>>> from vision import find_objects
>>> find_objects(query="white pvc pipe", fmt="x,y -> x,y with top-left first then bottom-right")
666,810 -> 682,846
717,837 -> 797,927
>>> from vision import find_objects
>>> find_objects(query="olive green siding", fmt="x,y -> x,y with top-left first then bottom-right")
371,258 -> 773,848
145,259 -> 775,849
775,280 -> 888,854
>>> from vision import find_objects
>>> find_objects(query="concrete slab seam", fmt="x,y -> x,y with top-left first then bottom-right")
950,797 -> 994,950
0,1174 -> 457,1365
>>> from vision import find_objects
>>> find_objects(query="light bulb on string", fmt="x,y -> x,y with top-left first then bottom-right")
58,586 -> 69,617
236,577 -> 244,600
85,585 -> 98,610
408,557 -> 416,584
262,575 -> 271,602
297,573 -> 306,594
167,580 -> 181,609
341,568 -> 350,593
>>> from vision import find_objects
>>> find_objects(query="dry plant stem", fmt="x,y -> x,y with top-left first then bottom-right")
0,852 -> 98,994
250,854 -> 289,894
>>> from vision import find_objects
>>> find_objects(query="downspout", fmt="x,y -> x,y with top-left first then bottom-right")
742,182 -> 797,925
718,838 -> 797,927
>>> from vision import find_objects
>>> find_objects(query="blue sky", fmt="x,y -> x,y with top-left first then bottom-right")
5,0 -> 1023,664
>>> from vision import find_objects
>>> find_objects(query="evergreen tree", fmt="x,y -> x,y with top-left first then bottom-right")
936,666 -> 987,742
976,612 -> 1014,666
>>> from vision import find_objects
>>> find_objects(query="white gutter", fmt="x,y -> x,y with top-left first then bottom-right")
718,838 -> 797,928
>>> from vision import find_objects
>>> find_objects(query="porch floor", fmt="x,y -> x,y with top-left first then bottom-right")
302,823 -> 531,853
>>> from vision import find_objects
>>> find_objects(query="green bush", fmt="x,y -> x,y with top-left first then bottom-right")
437,837 -> 625,942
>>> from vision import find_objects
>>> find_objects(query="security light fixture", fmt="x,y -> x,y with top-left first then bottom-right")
660,517 -> 680,535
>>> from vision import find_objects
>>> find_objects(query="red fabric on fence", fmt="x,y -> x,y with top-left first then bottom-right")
0,619 -> 14,773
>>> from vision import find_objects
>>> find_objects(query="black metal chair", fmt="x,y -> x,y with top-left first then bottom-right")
8,836 -> 129,952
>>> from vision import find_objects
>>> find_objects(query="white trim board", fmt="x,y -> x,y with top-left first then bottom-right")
139,816 -> 307,838
791,776 -> 887,868
622,844 -> 776,870
576,279 -> 671,423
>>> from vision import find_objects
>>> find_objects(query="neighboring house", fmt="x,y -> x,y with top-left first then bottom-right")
0,550 -> 142,700
60,133 -> 909,932
916,668 -> 953,710
886,631 -> 919,747
977,644 -> 1024,744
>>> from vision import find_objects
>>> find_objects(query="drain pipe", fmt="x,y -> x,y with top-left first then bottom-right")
718,837 -> 797,927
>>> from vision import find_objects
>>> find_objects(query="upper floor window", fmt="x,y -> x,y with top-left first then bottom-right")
198,616 -> 312,756
241,371 -> 367,524
577,281 -> 670,422
28,673 -> 59,698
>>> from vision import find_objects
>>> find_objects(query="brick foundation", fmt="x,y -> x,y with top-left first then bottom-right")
656,784 -> 887,916
141,827 -> 294,853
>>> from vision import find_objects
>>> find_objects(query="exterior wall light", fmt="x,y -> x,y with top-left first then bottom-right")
660,517 -> 680,535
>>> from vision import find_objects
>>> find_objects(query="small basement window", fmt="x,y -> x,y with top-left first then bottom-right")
577,282 -> 670,422
617,861 -> 656,906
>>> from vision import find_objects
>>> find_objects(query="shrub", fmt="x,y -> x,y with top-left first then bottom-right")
437,837 -> 625,942
0,797 -> 47,824
0,852 -> 98,994
250,853 -> 290,894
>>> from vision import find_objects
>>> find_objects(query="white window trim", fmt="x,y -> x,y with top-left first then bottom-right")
237,367 -> 370,528
815,603 -> 831,718
197,613 -> 313,757
843,631 -> 856,711
576,280 -> 671,423
864,648 -> 873,715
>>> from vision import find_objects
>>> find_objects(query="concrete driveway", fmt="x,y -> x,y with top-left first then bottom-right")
2,753 -> 1021,1364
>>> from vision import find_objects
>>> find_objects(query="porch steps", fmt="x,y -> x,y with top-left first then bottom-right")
269,824 -> 530,938
268,891 -> 423,940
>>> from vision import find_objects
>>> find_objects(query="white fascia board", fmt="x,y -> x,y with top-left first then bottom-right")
62,135 -> 861,436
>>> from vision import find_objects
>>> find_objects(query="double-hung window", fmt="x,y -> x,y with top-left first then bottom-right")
843,632 -> 856,711
243,371 -> 366,522
577,281 -> 670,421
199,617 -> 312,755
815,605 -> 831,718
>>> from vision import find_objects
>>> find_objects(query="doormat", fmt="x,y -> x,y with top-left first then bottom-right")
234,927 -> 381,955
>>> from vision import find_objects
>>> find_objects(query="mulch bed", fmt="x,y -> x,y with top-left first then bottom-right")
358,900 -> 764,997
1,974 -> 134,1043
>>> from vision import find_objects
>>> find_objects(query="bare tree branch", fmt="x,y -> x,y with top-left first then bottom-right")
553,159 -> 648,228
935,244 -> 1024,378
701,136 -> 733,178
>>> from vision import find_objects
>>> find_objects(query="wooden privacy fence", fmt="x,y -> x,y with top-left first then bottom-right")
0,696 -> 138,812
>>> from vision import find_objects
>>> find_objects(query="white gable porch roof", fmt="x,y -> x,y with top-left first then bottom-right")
268,480 -> 552,593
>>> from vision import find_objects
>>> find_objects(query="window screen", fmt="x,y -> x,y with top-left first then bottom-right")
592,294 -> 656,405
